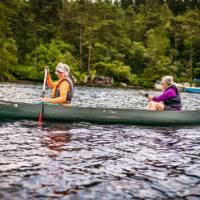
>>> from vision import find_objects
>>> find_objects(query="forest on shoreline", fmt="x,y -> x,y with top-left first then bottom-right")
0,0 -> 200,87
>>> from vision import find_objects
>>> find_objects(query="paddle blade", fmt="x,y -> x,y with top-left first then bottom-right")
38,112 -> 43,124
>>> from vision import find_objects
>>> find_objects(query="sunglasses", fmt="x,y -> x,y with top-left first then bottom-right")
55,70 -> 63,75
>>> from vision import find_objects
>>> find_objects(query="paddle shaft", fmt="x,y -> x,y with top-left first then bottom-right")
39,67 -> 48,123
138,90 -> 149,98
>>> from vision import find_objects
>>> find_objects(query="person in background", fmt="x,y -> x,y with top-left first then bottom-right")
145,76 -> 182,111
42,62 -> 73,106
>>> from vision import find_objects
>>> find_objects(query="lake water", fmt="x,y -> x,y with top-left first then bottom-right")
0,82 -> 200,199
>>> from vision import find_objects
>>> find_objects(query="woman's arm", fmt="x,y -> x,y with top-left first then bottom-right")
47,72 -> 56,88
152,89 -> 176,102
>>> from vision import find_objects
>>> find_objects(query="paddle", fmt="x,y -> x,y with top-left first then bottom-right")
38,66 -> 48,124
138,90 -> 149,98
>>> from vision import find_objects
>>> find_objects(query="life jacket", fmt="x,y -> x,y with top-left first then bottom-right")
163,85 -> 181,109
52,77 -> 73,103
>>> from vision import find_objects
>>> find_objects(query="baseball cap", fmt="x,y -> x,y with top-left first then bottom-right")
55,62 -> 70,73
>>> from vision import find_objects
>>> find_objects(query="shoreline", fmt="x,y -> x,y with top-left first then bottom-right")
0,80 -> 150,90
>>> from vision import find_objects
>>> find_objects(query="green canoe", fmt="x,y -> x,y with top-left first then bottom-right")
0,101 -> 200,126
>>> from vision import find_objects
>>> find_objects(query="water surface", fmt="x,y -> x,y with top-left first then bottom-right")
0,82 -> 200,199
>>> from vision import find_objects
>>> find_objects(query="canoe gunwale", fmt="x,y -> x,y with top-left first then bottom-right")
0,101 -> 200,126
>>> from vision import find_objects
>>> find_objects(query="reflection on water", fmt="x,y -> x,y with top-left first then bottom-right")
1,121 -> 200,199
42,125 -> 71,158
0,83 -> 200,199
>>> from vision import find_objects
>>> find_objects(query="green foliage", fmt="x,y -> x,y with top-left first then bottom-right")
0,3 -> 17,80
181,10 -> 200,79
93,61 -> 135,83
26,39 -> 78,80
28,0 -> 63,43
125,41 -> 149,74
10,65 -> 38,81
141,56 -> 177,87
0,38 -> 17,80
0,71 -> 15,81
72,71 -> 87,84
194,67 -> 200,78
0,3 -> 12,37
1,0 -> 200,87
146,27 -> 171,59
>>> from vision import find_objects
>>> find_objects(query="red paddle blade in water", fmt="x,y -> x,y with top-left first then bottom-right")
38,112 -> 42,124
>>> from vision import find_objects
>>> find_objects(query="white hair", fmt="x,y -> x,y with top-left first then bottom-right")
162,76 -> 173,85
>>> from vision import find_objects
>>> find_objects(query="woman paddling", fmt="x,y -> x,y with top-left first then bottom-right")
145,76 -> 182,111
42,62 -> 73,106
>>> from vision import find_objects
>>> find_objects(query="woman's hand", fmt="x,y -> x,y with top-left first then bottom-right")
42,97 -> 52,103
147,95 -> 154,101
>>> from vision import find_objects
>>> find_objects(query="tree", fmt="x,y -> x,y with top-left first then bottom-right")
29,0 -> 63,42
125,41 -> 149,74
26,39 -> 77,79
166,0 -> 200,15
181,10 -> 200,79
0,2 -> 17,80
120,0 -> 133,9
141,26 -> 176,86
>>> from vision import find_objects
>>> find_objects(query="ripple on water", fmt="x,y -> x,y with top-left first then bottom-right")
1,82 -> 200,110
1,83 -> 200,199
0,120 -> 200,199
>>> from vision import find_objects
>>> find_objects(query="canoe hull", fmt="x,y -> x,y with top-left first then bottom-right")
0,101 -> 200,126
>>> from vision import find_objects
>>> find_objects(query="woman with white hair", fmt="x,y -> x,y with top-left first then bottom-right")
145,76 -> 182,111
42,62 -> 73,105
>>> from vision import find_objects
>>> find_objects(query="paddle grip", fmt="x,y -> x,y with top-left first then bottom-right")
138,91 -> 149,98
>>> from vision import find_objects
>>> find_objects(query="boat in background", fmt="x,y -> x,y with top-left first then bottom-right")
0,101 -> 200,126
183,78 -> 200,94
183,87 -> 200,93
